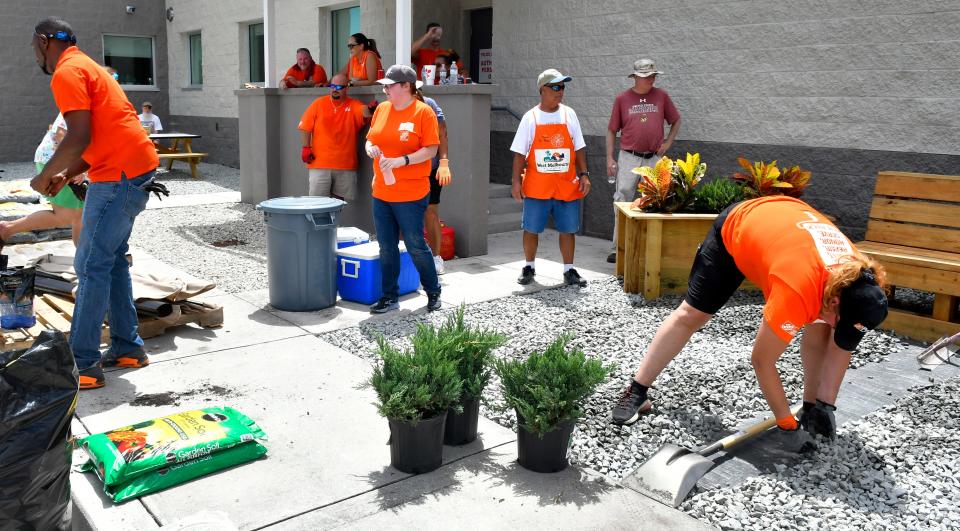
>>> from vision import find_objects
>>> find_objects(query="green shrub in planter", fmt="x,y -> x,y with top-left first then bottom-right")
370,332 -> 462,424
494,335 -> 611,436
692,178 -> 745,214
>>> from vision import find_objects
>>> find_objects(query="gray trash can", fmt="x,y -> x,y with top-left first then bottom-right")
256,196 -> 346,311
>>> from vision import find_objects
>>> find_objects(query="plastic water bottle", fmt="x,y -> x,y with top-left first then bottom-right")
438,64 -> 447,85
383,166 -> 396,185
449,63 -> 459,85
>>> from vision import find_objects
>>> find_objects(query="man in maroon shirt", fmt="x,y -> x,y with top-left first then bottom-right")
605,59 -> 682,262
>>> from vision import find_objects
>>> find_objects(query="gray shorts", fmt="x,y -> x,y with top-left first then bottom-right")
613,150 -> 661,203
309,169 -> 357,200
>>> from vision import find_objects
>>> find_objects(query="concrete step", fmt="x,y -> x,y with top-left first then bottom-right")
488,183 -> 513,199
488,196 -> 522,216
488,212 -> 522,234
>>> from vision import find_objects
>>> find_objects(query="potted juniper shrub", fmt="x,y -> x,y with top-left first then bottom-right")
370,330 -> 461,474
493,335 -> 610,473
420,306 -> 506,445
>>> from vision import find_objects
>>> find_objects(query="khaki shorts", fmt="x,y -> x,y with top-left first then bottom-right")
309,169 -> 357,200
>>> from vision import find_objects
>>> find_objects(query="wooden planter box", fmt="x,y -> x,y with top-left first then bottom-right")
614,202 -> 717,299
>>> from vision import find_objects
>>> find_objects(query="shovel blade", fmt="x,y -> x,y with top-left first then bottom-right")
621,443 -> 715,508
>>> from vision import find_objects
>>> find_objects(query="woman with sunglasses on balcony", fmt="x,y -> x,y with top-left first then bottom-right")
338,33 -> 382,87
364,64 -> 442,314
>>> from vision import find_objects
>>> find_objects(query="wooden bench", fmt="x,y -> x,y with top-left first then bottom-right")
856,171 -> 960,342
157,152 -> 208,179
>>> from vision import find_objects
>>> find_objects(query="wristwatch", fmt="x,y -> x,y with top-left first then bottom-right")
579,171 -> 590,178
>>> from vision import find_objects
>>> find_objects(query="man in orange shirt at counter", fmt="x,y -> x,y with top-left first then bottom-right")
280,48 -> 328,89
298,73 -> 372,200
30,17 -> 159,390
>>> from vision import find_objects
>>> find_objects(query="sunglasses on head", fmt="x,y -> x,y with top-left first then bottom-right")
545,84 -> 565,92
330,84 -> 346,90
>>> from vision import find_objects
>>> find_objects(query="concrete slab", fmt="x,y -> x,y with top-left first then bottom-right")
269,444 -> 715,531
73,335 -> 515,530
482,230 -> 616,282
127,293 -> 309,367
437,256 -> 564,306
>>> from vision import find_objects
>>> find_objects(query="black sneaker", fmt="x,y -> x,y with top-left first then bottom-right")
426,291 -> 442,312
611,381 -> 652,426
79,364 -> 106,390
102,346 -> 149,368
563,268 -> 587,287
517,266 -> 535,285
369,297 -> 399,314
607,252 -> 617,264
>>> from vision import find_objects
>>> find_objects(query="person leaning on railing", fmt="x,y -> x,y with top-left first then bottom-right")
363,64 -> 442,315
338,33 -> 382,87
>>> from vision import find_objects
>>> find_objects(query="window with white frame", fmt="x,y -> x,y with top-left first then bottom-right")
102,35 -> 155,87
248,23 -> 265,83
188,33 -> 203,86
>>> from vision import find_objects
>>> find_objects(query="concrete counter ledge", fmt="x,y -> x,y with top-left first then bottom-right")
237,84 -> 494,258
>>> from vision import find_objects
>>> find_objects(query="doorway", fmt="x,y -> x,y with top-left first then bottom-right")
468,8 -> 492,83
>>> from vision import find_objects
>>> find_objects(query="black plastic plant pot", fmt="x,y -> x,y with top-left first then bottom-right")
516,417 -> 576,473
444,398 -> 480,446
388,411 -> 447,474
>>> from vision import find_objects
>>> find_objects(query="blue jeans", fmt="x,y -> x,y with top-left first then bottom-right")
372,194 -> 440,300
70,171 -> 154,370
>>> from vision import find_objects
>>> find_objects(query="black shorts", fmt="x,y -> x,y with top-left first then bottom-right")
684,202 -> 746,315
428,159 -> 442,205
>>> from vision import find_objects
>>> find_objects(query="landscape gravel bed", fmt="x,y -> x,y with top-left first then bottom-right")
129,202 -> 267,294
319,278 -> 960,529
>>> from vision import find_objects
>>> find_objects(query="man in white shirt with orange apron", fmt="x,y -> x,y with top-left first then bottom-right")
510,68 -> 592,287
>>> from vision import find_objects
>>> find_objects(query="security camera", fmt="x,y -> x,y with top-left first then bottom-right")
126,5 -> 136,14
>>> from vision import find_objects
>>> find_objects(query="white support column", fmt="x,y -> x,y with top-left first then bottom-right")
264,0 -> 277,87
395,0 -> 412,67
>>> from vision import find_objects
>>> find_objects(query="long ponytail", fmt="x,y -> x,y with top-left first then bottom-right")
352,33 -> 381,59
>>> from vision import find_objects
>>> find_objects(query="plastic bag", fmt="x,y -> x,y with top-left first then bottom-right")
0,330 -> 78,531
0,264 -> 37,330
87,440 -> 267,503
79,407 -> 266,488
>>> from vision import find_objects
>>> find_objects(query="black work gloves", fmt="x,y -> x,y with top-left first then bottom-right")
800,400 -> 837,438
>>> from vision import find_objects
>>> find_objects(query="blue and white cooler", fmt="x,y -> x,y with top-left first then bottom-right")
336,227 -> 369,249
336,241 -> 420,304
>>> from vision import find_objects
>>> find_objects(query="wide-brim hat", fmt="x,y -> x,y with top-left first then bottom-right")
629,59 -> 662,78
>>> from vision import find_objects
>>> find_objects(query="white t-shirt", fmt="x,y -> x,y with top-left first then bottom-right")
509,104 -> 586,157
34,113 -> 67,164
138,113 -> 163,133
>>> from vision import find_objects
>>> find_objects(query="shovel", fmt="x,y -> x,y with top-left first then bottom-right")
622,404 -> 801,507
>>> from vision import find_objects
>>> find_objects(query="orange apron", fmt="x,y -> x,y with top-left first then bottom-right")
349,51 -> 381,80
522,108 -> 583,201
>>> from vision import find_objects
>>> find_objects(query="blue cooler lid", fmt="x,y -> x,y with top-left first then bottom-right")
256,196 -> 346,214
337,240 -> 407,259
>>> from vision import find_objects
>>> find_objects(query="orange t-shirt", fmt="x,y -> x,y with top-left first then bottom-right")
414,48 -> 460,79
298,95 -> 366,170
284,63 -> 328,85
348,51 -> 381,81
50,47 -> 158,182
721,196 -> 859,343
366,100 -> 440,202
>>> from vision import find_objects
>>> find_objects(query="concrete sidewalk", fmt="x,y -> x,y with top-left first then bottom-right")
70,231 -> 714,530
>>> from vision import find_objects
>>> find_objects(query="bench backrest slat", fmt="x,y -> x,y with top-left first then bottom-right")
865,171 -> 960,254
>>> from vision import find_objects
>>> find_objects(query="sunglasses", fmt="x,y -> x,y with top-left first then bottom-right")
346,43 -> 358,48
545,84 -> 565,92
329,84 -> 346,90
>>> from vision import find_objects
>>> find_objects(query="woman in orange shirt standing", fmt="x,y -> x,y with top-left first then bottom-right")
338,33 -> 382,87
364,65 -> 442,314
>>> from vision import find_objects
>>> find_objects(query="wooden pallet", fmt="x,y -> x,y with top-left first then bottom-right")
1,294 -> 109,351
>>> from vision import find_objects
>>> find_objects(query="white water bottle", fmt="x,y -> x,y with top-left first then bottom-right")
383,166 -> 396,185
449,63 -> 459,85
438,64 -> 447,85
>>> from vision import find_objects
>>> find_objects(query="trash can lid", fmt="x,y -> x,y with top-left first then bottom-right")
256,196 -> 346,214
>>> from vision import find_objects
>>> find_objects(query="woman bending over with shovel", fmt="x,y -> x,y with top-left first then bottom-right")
611,196 -> 889,450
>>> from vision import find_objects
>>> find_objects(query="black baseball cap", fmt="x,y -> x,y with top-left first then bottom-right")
833,269 -> 888,351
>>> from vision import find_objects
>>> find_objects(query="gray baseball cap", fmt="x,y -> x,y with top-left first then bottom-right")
629,59 -> 662,78
377,64 -> 417,85
537,68 -> 572,88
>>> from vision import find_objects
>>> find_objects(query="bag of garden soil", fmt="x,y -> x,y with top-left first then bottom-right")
86,439 -> 268,503
79,406 -> 267,489
0,263 -> 37,330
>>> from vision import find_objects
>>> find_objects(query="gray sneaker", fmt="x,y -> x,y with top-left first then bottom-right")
370,298 -> 399,314
563,268 -> 587,287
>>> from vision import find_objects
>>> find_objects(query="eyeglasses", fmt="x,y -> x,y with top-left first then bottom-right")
346,43 -> 358,48
329,84 -> 346,90
545,84 -> 565,92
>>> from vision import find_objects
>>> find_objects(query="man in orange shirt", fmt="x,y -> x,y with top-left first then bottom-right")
280,48 -> 328,89
298,74 -> 371,200
411,23 -> 451,80
611,197 -> 889,449
30,17 -> 160,390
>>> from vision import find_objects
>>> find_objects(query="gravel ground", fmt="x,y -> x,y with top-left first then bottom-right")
0,160 -> 239,195
129,202 -> 267,294
312,277 -> 959,529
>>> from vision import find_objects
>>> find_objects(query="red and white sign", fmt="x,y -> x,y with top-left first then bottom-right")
478,48 -> 492,83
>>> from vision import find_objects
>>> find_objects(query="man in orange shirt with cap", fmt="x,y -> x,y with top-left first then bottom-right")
510,68 -> 592,288
298,73 -> 372,200
611,196 -> 890,451
30,17 -> 160,390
